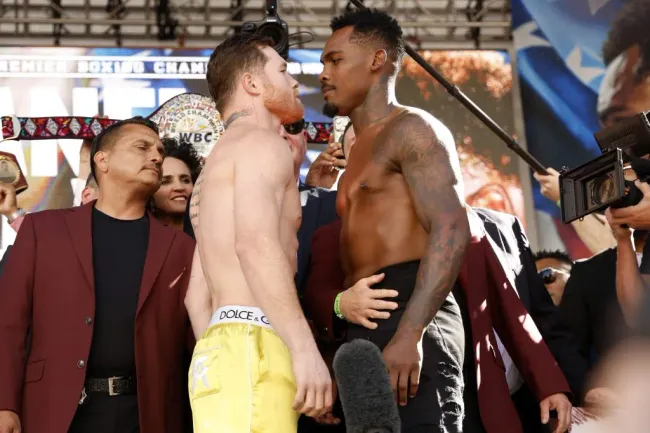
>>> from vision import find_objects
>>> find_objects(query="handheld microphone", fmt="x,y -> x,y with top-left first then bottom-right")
333,339 -> 401,433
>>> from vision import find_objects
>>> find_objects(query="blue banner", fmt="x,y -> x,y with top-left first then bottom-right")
512,0 -> 642,257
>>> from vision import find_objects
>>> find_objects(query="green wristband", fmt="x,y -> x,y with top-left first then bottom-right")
334,292 -> 345,320
556,199 -> 561,208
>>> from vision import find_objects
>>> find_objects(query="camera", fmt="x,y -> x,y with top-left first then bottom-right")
241,0 -> 290,60
559,112 -> 650,223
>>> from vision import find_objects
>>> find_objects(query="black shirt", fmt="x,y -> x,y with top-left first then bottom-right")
87,207 -> 149,377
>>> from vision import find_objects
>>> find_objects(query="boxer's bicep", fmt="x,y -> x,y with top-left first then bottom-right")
399,118 -> 464,228
395,116 -> 470,329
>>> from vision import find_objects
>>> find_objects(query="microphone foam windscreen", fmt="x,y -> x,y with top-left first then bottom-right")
333,339 -> 401,433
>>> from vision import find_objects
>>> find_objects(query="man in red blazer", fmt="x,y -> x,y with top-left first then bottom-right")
0,117 -> 195,433
304,208 -> 572,433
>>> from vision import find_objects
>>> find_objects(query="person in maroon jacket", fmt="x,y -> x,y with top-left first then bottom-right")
0,117 -> 195,433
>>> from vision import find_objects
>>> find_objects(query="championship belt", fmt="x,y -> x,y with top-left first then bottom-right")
1,92 -> 332,151
1,115 -> 118,142
0,93 -> 224,158
148,92 -> 224,158
0,150 -> 28,193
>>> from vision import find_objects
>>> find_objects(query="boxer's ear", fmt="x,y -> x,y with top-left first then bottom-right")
370,49 -> 388,71
242,72 -> 262,96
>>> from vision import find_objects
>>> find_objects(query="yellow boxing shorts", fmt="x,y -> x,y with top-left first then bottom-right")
188,305 -> 299,433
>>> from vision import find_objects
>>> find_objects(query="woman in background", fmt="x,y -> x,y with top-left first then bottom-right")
151,138 -> 202,231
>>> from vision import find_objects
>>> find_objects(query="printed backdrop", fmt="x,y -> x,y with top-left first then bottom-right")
512,0 -> 640,258
0,47 -> 523,255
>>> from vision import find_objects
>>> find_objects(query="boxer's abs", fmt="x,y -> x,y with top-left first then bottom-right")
340,190 -> 429,288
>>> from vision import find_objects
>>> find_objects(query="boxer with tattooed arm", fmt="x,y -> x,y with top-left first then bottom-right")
319,9 -> 470,432
184,33 -> 331,433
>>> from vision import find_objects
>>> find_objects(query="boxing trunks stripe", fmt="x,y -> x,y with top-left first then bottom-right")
189,305 -> 298,433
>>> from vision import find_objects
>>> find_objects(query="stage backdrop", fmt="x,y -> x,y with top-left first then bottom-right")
0,47 -> 523,255
512,0 -> 644,259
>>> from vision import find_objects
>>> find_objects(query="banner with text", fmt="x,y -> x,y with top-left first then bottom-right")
0,47 -> 522,255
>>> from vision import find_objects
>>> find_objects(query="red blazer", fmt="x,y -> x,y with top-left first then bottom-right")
303,211 -> 570,433
0,201 -> 195,433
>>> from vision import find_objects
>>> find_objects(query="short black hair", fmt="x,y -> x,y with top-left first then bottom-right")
162,137 -> 203,183
90,116 -> 159,185
602,0 -> 650,79
534,250 -> 573,268
331,8 -> 405,68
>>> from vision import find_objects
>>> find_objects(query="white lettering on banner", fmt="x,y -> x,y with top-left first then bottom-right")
0,56 -> 322,78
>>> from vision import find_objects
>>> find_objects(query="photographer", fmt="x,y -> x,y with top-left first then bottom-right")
606,187 -> 650,326
534,168 -> 616,254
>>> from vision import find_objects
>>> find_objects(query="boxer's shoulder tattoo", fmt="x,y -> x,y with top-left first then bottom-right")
393,114 -> 470,333
224,107 -> 253,129
189,172 -> 204,231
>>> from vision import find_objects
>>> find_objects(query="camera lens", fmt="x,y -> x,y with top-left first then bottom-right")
590,174 -> 616,205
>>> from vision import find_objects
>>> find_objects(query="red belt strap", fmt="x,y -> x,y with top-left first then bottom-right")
1,115 -> 118,142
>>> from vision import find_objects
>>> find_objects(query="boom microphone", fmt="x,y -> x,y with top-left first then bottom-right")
333,339 -> 401,433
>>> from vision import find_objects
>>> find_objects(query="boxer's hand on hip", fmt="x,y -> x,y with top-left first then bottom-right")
339,273 -> 398,330
0,410 -> 21,433
291,347 -> 333,419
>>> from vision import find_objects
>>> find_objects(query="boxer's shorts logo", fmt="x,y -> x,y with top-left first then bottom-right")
219,309 -> 270,325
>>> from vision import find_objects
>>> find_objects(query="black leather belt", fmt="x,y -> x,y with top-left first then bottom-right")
85,376 -> 137,396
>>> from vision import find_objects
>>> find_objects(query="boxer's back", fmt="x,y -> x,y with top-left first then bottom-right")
190,125 -> 301,310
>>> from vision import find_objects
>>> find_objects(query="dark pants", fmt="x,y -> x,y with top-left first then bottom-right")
347,261 -> 465,433
68,394 -> 139,433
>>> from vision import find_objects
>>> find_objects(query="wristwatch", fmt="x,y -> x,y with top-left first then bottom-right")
7,208 -> 26,224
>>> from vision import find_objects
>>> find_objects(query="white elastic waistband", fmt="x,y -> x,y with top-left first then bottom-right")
209,305 -> 273,330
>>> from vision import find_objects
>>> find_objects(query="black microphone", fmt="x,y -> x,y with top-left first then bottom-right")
333,339 -> 401,433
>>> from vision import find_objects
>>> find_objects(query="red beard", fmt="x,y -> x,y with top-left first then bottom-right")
263,80 -> 304,125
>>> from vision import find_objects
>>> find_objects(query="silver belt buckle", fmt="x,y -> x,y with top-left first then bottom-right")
108,376 -> 124,396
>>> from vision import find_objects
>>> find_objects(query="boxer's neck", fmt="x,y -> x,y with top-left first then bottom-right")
349,78 -> 398,134
222,100 -> 281,133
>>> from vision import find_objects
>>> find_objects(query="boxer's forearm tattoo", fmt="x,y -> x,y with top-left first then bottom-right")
388,117 -> 470,335
224,107 -> 253,129
189,173 -> 204,231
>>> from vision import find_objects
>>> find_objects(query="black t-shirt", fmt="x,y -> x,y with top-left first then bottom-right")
87,207 -> 149,377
